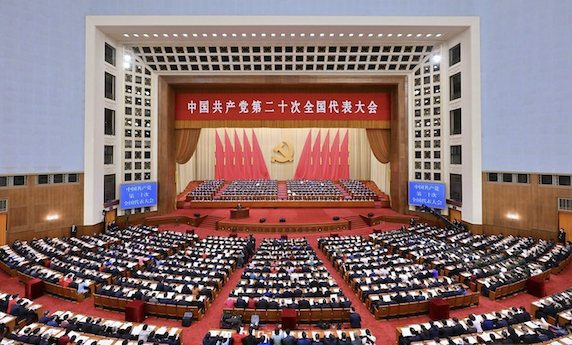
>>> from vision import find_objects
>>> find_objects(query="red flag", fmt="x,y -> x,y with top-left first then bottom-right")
224,130 -> 235,180
215,131 -> 224,179
329,130 -> 340,180
293,130 -> 312,180
310,130 -> 321,179
339,130 -> 350,179
243,130 -> 253,179
320,131 -> 331,179
251,129 -> 270,179
234,130 -> 244,180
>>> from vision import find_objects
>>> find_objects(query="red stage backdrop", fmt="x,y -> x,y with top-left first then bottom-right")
175,93 -> 391,121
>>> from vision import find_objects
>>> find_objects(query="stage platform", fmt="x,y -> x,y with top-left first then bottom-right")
181,200 -> 376,208
145,206 -> 416,234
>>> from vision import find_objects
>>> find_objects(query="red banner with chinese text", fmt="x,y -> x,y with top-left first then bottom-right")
175,93 -> 391,121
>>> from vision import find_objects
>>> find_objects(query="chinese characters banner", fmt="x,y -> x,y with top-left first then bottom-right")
175,93 -> 391,121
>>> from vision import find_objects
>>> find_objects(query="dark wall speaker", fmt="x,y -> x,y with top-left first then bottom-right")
333,216 -> 340,221
259,218 -> 266,223
279,218 -> 286,223
368,212 -> 374,217
193,213 -> 200,217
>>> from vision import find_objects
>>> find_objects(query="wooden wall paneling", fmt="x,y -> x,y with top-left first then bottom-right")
0,213 -> 6,246
559,212 -> 572,241
157,77 -> 177,215
0,174 -> 84,245
482,173 -> 572,240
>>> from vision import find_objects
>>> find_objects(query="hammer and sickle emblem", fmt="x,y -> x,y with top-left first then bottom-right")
272,141 -> 294,163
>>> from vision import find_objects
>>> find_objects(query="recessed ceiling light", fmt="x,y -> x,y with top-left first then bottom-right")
222,33 -> 227,37
407,34 -> 412,37
231,33 -> 237,37
330,33 -> 334,37
377,33 -> 383,37
153,34 -> 159,37
182,33 -> 188,37
431,54 -> 441,63
124,55 -> 131,62
242,33 -> 246,37
261,33 -> 266,37
387,34 -> 393,37
348,33 -> 354,37
339,33 -> 344,36
281,33 -> 285,37
203,34 -> 208,37
368,33 -> 373,37
358,33 -> 363,37
271,33 -> 276,37
397,34 -> 402,37
251,33 -> 256,37
300,33 -> 305,37
291,33 -> 295,36
436,33 -> 442,37
426,34 -> 432,37
143,34 -> 149,37
310,33 -> 315,37
320,33 -> 325,37
192,33 -> 198,37
416,34 -> 422,37
172,34 -> 178,37
212,33 -> 217,37
133,34 -> 139,37
163,34 -> 168,37
123,34 -> 129,37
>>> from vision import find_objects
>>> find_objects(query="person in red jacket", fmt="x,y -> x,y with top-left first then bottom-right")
57,329 -> 71,345
231,329 -> 245,345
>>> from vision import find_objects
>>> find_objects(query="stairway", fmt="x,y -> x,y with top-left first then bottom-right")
334,183 -> 352,200
343,215 -> 370,230
277,181 -> 288,200
362,181 -> 390,208
198,216 -> 225,230
212,184 -> 230,200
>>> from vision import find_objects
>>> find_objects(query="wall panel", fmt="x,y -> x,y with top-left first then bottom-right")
482,173 -> 572,240
0,175 -> 84,244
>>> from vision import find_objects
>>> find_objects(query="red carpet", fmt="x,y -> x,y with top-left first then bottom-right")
150,206 -> 402,226
3,217 -> 572,345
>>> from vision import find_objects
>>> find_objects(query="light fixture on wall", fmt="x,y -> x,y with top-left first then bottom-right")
46,214 -> 59,221
507,213 -> 519,220
431,54 -> 442,63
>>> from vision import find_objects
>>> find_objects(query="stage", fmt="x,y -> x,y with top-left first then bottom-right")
145,206 -> 416,233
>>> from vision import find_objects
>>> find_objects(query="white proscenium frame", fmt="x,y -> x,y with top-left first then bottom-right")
84,16 -> 482,226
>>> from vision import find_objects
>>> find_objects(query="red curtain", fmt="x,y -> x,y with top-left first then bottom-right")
310,130 -> 322,179
234,130 -> 244,180
339,130 -> 350,179
214,131 -> 224,179
243,130 -> 253,179
320,131 -> 331,179
224,131 -> 234,179
329,130 -> 340,180
293,130 -> 312,180
251,130 -> 270,179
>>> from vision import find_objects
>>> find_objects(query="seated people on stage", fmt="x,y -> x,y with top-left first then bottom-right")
339,179 -> 377,200
187,179 -> 225,200
221,180 -> 278,201
286,180 -> 344,201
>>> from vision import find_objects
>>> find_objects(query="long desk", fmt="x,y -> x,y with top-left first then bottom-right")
206,328 -> 373,343
223,307 -> 351,324
94,294 -> 203,321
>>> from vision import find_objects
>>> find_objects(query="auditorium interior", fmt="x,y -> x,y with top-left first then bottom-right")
1,2 -> 572,345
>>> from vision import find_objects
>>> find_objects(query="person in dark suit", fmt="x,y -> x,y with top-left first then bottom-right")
70,224 -> 77,238
235,297 -> 248,308
297,332 -> 311,345
282,330 -> 297,345
256,298 -> 269,309
349,308 -> 361,328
